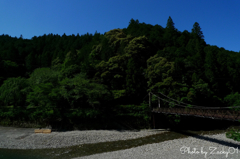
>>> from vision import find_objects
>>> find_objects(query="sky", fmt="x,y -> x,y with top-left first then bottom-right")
0,0 -> 239,52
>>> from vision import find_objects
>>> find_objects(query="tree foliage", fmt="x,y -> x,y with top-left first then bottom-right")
0,17 -> 240,130
0,77 -> 28,106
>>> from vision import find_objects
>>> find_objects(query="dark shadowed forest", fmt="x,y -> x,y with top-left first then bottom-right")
1,17 -> 240,130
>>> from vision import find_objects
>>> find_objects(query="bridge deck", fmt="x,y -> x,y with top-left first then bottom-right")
152,107 -> 240,121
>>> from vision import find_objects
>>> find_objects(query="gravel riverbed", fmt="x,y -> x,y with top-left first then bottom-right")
0,126 -> 166,149
74,133 -> 240,159
1,126 -> 240,159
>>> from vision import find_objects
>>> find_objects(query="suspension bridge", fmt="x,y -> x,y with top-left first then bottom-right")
149,92 -> 240,125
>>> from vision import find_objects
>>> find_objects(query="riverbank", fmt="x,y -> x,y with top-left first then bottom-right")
74,132 -> 240,159
0,126 -> 167,149
1,126 -> 240,159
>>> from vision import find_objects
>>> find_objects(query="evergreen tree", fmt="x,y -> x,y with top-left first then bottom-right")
166,16 -> 175,30
191,22 -> 204,40
164,16 -> 178,47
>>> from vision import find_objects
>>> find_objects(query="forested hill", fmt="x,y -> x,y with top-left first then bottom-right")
0,17 -> 239,129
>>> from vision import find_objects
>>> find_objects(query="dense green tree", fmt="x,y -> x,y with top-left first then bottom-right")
25,81 -> 63,124
188,76 -> 214,106
126,19 -> 140,37
224,92 -> 240,111
0,77 -> 28,107
125,57 -> 146,102
204,46 -> 219,84
28,67 -> 59,86
60,74 -> 111,108
146,54 -> 176,95
177,30 -> 191,47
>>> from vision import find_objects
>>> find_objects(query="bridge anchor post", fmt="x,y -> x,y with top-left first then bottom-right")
153,113 -> 155,129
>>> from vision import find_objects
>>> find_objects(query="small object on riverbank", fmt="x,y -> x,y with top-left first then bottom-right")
42,129 -> 51,133
34,129 -> 51,133
34,129 -> 43,133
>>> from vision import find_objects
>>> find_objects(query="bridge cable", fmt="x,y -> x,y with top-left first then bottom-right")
150,92 -> 240,109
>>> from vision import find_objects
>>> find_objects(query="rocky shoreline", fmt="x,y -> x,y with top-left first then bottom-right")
0,126 -> 167,149
74,133 -> 240,159
1,126 -> 240,159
